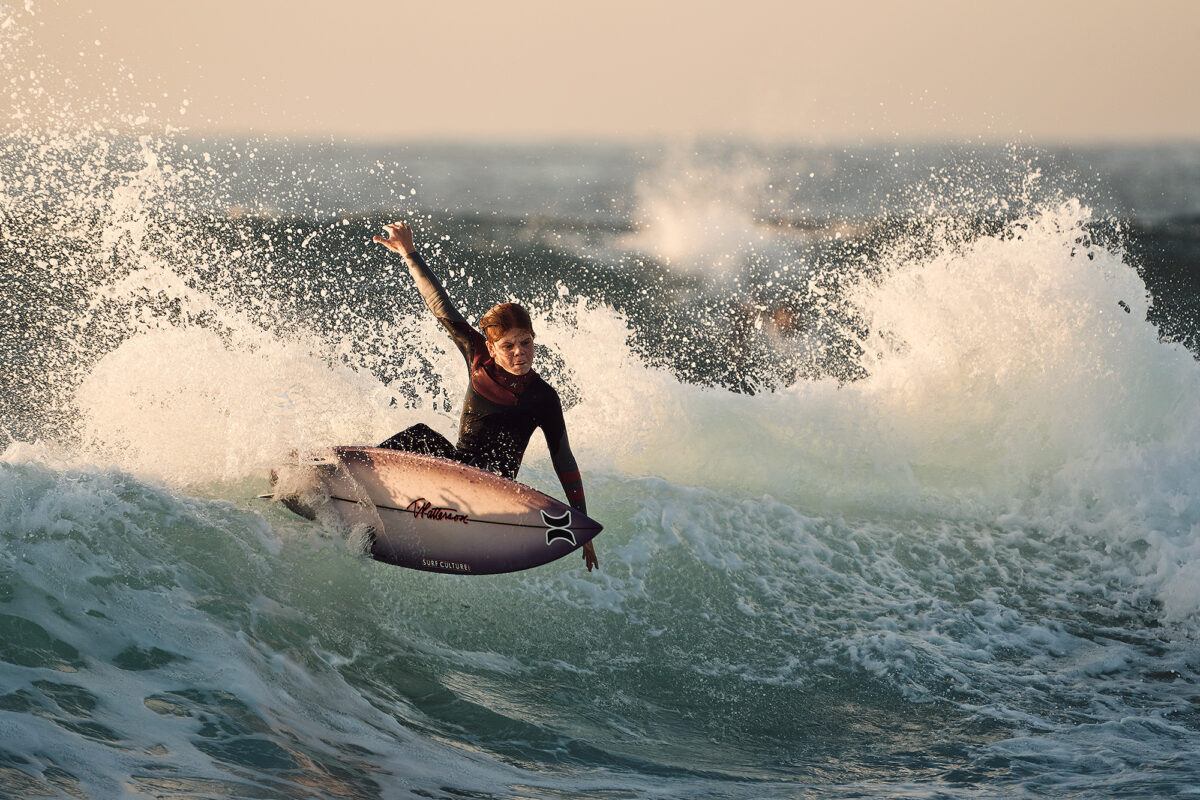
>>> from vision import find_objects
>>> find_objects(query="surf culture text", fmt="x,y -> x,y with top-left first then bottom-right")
421,558 -> 472,572
406,498 -> 470,524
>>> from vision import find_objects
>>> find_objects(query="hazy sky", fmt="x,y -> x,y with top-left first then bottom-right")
10,0 -> 1200,143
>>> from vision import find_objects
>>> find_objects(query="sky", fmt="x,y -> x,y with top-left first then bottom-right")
6,0 -> 1200,144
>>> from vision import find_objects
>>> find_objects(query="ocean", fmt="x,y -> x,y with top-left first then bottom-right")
4,22 -> 1200,800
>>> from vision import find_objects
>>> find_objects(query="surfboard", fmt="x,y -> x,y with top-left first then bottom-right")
268,446 -> 602,575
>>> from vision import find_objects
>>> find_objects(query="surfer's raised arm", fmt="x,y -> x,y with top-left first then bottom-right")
374,221 -> 469,329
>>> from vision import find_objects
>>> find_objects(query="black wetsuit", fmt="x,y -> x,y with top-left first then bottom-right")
380,251 -> 587,513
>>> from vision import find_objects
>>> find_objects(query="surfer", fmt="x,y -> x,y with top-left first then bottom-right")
373,221 -> 599,571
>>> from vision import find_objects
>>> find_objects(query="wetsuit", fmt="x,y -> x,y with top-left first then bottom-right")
380,251 -> 587,514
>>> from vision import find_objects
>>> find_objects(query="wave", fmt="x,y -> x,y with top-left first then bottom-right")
4,115 -> 1199,626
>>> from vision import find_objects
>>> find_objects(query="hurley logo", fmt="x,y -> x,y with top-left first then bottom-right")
541,509 -> 576,546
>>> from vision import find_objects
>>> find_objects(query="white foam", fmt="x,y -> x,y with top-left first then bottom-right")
618,145 -> 799,280
74,324 -> 400,484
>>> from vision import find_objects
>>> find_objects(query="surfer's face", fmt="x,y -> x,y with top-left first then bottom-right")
488,329 -> 535,375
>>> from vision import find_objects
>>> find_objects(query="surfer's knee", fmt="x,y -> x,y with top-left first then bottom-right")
378,424 -> 457,460
379,424 -> 430,451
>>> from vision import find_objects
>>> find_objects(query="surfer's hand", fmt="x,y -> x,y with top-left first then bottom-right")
582,541 -> 598,572
373,221 -> 417,256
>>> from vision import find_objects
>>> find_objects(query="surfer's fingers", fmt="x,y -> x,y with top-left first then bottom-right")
380,223 -> 407,241
373,235 -> 403,253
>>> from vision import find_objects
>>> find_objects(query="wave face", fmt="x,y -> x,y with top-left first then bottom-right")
4,11 -> 1200,799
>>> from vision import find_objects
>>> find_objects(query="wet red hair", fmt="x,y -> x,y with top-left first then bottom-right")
479,303 -> 534,343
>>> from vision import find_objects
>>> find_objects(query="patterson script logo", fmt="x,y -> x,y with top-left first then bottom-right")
541,509 -> 576,546
406,498 -> 470,524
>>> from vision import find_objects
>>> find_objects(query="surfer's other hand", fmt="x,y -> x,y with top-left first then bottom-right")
373,221 -> 416,255
582,541 -> 599,572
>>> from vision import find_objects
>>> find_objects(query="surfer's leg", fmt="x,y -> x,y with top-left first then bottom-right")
378,423 -> 458,460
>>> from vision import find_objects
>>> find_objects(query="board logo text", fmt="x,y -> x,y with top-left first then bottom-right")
421,558 -> 472,572
406,498 -> 470,524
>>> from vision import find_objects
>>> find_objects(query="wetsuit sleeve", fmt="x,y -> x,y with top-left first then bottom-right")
542,390 -> 587,514
402,250 -> 478,362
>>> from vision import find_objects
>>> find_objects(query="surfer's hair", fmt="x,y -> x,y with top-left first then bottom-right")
480,303 -> 534,343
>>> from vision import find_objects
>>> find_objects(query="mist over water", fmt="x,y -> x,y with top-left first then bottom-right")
3,7 -> 1200,799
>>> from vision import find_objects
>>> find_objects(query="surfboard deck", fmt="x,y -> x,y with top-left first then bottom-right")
269,446 -> 602,575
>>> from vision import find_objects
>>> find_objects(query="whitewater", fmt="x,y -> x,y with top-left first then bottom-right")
3,10 -> 1200,800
